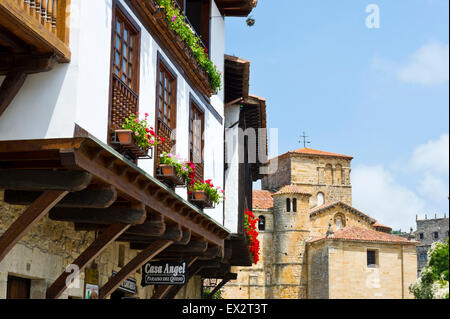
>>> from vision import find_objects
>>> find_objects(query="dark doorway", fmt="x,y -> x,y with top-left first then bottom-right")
7,275 -> 30,299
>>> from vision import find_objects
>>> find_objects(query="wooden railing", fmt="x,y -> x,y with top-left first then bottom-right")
110,74 -> 139,132
16,0 -> 70,44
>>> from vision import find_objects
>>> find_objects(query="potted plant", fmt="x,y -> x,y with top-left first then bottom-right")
244,209 -> 260,264
157,152 -> 195,188
112,112 -> 164,159
189,179 -> 224,209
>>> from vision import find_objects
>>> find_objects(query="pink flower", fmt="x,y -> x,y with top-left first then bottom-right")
135,118 -> 139,123
145,113 -> 149,117
135,132 -> 139,136
167,153 -> 173,158
172,15 -> 177,22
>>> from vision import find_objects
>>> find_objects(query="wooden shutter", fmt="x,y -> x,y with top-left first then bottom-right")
189,100 -> 204,182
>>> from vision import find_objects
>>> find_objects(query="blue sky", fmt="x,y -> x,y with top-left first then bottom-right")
225,0 -> 449,231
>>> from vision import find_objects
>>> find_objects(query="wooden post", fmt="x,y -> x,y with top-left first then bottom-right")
0,190 -> 68,263
98,239 -> 173,299
45,223 -> 130,299
0,72 -> 27,118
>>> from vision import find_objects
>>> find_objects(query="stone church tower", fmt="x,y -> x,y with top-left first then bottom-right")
261,148 -> 353,207
222,147 -> 418,299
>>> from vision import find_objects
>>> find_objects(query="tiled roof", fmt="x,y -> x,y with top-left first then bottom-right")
291,148 -> 353,159
373,222 -> 393,231
253,190 -> 274,210
308,227 -> 419,245
272,185 -> 311,196
309,201 -> 376,224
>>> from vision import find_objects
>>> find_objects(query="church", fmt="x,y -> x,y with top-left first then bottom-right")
222,147 -> 418,299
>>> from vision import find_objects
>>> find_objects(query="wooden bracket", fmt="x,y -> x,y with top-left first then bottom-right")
46,223 -> 130,299
49,206 -> 146,225
0,190 -> 68,263
98,239 -> 173,299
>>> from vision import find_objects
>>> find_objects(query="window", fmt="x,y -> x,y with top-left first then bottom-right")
258,216 -> 266,231
155,57 -> 177,167
185,0 -> 211,52
336,218 -> 342,230
434,232 -> 439,239
334,213 -> 346,230
286,198 -> 291,212
108,3 -> 140,138
189,99 -> 204,182
419,233 -> 424,240
292,198 -> 297,212
420,253 -> 427,262
317,192 -> 324,206
367,249 -> 378,268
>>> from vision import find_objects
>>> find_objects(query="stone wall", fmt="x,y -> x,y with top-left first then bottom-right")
0,191 -> 201,299
308,240 -> 417,299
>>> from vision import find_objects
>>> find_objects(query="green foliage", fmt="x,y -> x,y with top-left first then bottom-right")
122,113 -> 163,149
159,152 -> 195,185
202,288 -> 223,299
191,179 -> 224,205
410,238 -> 449,299
156,0 -> 222,94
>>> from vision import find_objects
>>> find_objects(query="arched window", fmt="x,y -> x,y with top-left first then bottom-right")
325,164 -> 333,185
286,198 -> 291,212
335,164 -> 343,185
334,213 -> 346,229
292,198 -> 297,212
317,192 -> 324,206
258,216 -> 266,231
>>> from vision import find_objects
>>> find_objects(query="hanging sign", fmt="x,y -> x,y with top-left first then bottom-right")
141,261 -> 188,286
112,271 -> 137,294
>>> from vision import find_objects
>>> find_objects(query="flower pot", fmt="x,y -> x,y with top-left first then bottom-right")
156,165 -> 185,188
111,130 -> 152,160
189,190 -> 214,209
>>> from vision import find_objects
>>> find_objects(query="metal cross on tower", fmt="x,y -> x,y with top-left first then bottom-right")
299,132 -> 311,148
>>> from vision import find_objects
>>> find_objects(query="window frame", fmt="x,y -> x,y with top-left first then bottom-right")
189,96 -> 205,181
286,198 -> 291,212
156,55 -> 178,131
107,0 -> 141,141
258,215 -> 266,231
367,249 -> 379,268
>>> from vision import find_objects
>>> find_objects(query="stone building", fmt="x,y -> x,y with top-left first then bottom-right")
222,147 -> 419,299
414,214 -> 449,276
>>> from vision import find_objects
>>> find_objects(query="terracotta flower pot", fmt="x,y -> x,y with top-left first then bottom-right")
193,190 -> 207,201
115,130 -> 133,144
160,165 -> 174,176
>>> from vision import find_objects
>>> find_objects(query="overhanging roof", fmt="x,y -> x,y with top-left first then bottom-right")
224,54 -> 250,103
215,0 -> 258,17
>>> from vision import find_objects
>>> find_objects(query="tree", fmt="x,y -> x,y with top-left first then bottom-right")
410,238 -> 449,299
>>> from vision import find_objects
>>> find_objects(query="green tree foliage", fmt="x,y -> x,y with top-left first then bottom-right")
410,238 -> 449,299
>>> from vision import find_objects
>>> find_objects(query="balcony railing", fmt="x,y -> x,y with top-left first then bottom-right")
0,0 -> 71,61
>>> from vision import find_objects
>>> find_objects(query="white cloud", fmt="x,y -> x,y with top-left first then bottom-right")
397,41 -> 449,85
352,165 -> 425,231
372,41 -> 449,86
418,173 -> 448,202
410,133 -> 449,174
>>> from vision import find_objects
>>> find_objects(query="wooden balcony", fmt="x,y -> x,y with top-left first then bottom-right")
0,0 -> 71,62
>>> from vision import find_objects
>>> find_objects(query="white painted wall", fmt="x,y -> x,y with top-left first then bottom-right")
0,0 -> 226,225
224,105 -> 241,233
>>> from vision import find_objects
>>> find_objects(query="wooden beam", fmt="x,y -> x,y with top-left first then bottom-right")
0,169 -> 92,191
206,274 -> 236,299
3,187 -> 117,208
0,53 -> 58,75
120,224 -> 182,243
98,239 -> 173,299
48,206 -> 146,225
0,72 -> 27,117
125,219 -> 166,237
46,223 -> 130,299
0,190 -> 68,263
163,240 -> 208,254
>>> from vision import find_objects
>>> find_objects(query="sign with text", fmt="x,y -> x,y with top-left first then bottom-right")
141,261 -> 188,286
112,271 -> 137,294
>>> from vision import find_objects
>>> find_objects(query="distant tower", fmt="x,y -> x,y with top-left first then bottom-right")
271,185 -> 311,299
262,148 -> 353,208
